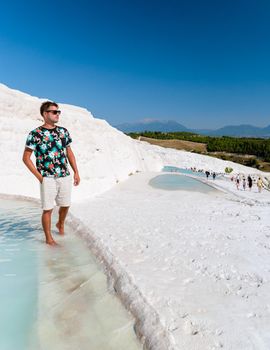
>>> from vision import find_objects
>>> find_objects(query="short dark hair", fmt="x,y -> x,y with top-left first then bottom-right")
40,101 -> 59,116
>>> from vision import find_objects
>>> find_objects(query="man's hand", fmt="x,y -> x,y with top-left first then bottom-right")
66,147 -> 80,186
74,172 -> 80,186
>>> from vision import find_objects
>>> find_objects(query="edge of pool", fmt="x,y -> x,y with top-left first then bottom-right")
160,171 -> 227,194
0,192 -> 176,350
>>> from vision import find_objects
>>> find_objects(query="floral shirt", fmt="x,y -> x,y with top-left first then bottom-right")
25,126 -> 72,178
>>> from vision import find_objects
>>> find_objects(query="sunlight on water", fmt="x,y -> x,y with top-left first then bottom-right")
149,174 -> 217,193
0,199 -> 142,350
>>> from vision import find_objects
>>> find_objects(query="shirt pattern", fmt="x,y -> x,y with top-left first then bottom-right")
25,126 -> 72,178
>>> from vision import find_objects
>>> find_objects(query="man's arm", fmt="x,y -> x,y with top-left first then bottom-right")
66,146 -> 80,186
22,148 -> 43,183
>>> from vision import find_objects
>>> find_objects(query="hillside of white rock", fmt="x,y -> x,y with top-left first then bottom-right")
1,83 -> 270,350
0,83 -> 267,202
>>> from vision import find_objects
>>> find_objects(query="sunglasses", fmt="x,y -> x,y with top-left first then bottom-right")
46,110 -> 61,115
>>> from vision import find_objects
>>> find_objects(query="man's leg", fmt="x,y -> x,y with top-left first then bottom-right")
56,206 -> 69,235
40,178 -> 57,245
55,176 -> 72,235
41,209 -> 56,245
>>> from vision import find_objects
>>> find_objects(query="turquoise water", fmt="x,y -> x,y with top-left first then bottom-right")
163,166 -> 206,177
0,199 -> 142,350
149,174 -> 216,193
0,201 -> 39,350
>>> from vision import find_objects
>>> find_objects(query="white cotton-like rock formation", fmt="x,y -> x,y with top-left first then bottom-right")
0,83 -> 267,202
1,83 -> 270,350
0,83 -> 162,201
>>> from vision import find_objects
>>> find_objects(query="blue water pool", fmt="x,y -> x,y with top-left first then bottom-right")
0,201 -> 39,350
163,166 -> 206,177
149,174 -> 216,193
0,199 -> 141,350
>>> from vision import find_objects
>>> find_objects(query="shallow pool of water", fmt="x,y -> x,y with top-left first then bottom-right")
149,174 -> 217,193
0,199 -> 142,350
163,166 -> 206,177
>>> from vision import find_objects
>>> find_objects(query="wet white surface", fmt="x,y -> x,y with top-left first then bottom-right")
0,199 -> 141,350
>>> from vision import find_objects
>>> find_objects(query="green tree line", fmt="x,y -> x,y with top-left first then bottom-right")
128,132 -> 270,162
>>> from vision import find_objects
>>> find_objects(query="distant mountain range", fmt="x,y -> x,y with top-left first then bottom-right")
115,120 -> 189,133
115,120 -> 270,138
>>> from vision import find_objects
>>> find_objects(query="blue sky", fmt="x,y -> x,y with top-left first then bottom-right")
0,0 -> 269,129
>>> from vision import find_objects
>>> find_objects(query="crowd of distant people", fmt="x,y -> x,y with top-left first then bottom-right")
205,170 -> 216,180
167,166 -> 268,193
231,174 -> 264,192
189,167 -> 267,193
192,167 -> 266,193
190,167 -> 218,180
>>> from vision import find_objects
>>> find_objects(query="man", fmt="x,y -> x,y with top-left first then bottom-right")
22,101 -> 80,246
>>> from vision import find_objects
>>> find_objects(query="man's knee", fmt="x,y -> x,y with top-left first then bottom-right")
42,209 -> 53,215
59,206 -> 70,211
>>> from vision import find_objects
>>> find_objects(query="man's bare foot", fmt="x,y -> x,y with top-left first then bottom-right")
46,239 -> 58,246
56,222 -> 65,235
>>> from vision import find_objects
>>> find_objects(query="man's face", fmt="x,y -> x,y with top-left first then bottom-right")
43,105 -> 61,124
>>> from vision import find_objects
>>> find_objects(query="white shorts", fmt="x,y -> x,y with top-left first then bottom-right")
40,176 -> 72,210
